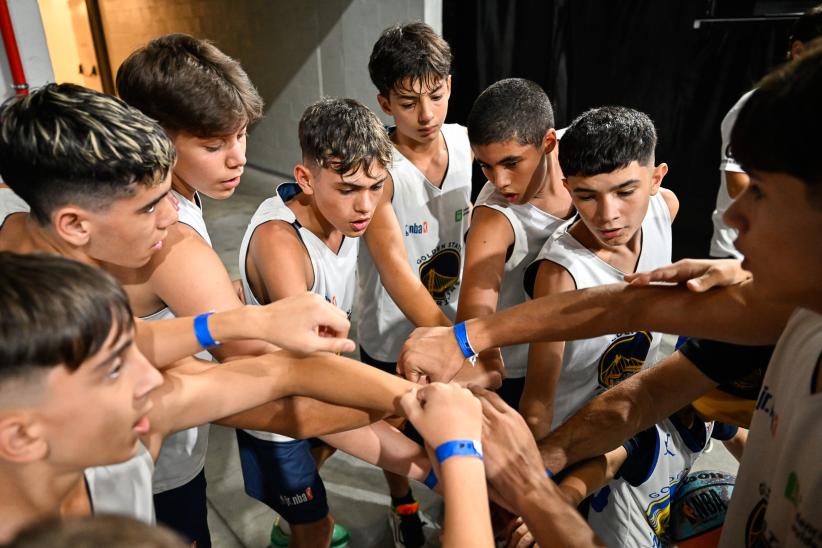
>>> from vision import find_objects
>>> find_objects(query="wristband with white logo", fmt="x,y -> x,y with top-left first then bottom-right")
435,439 -> 483,464
453,322 -> 478,366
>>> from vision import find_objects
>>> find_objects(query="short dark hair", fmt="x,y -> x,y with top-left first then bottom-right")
9,516 -> 186,548
789,3 -> 822,45
731,40 -> 822,201
116,33 -> 263,137
0,83 -> 175,225
299,98 -> 392,177
467,78 -> 555,147
0,252 -> 134,381
368,22 -> 452,97
559,106 -> 657,177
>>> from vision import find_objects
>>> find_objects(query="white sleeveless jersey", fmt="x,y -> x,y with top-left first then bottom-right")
85,443 -> 155,524
588,418 -> 716,547
239,182 -> 358,442
147,190 -> 212,494
719,307 -> 822,547
0,187 -> 29,228
173,189 -> 212,246
473,181 -> 569,378
533,192 -> 672,429
356,124 -> 473,362
710,90 -> 753,259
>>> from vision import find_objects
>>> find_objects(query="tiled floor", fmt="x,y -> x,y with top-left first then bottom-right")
200,166 -> 738,547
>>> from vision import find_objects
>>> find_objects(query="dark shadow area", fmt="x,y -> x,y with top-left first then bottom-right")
444,0 -> 805,259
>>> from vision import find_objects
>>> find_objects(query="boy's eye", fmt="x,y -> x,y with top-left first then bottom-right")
106,357 -> 124,380
617,189 -> 636,198
339,188 -> 355,196
747,184 -> 763,200
503,161 -> 520,169
204,143 -> 222,152
431,95 -> 443,101
371,183 -> 384,192
577,195 -> 595,202
400,103 -> 415,110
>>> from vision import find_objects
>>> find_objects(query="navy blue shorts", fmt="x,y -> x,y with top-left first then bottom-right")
235,430 -> 329,524
153,467 -> 211,547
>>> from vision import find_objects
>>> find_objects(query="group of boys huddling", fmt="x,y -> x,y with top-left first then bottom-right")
0,8 -> 820,548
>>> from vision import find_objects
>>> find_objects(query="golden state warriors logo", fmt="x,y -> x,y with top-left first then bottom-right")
744,498 -> 768,547
419,248 -> 460,305
598,331 -> 653,388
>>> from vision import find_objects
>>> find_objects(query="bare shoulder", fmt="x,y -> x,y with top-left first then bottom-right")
248,218 -> 306,261
533,259 -> 577,296
468,205 -> 516,248
658,188 -> 680,223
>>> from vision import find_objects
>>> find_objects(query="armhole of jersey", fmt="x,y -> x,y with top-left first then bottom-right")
812,350 -> 822,394
177,220 -> 208,243
523,258 -> 578,299
289,220 -> 318,292
474,204 -> 517,263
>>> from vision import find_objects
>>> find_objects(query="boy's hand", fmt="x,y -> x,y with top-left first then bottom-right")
398,326 -> 466,383
624,258 -> 751,292
255,293 -> 355,354
399,383 -> 482,447
506,517 -> 537,548
469,386 -> 548,513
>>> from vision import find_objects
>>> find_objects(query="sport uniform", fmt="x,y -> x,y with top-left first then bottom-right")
356,124 -> 473,368
710,90 -> 754,259
472,181 -> 570,407
527,192 -> 672,429
718,308 -> 822,547
0,187 -> 29,227
588,416 -> 737,547
149,189 -> 212,547
85,443 -> 156,525
236,182 -> 357,524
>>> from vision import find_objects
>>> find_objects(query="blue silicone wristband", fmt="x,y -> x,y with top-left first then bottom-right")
546,468 -> 554,479
453,322 -> 477,360
423,468 -> 438,489
435,439 -> 483,464
194,312 -> 221,349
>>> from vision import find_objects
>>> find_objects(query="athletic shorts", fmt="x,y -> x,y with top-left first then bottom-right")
235,430 -> 329,524
153,467 -> 211,547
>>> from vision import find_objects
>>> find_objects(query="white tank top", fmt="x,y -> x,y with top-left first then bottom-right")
532,192 -> 672,428
356,124 -> 473,362
0,187 -> 29,228
710,90 -> 753,259
85,442 -> 155,524
473,181 -> 569,378
147,190 -> 212,494
239,182 -> 358,442
588,418 -> 716,547
719,307 -> 822,547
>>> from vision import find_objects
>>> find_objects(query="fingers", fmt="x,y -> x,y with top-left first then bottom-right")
315,303 -> 351,338
469,384 -> 511,414
398,387 -> 422,420
314,336 -> 356,354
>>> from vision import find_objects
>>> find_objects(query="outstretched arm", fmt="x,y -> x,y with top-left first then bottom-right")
364,181 -> 451,328
399,277 -> 790,383
134,294 -> 354,368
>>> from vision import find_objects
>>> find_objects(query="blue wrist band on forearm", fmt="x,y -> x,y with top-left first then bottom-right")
453,322 -> 477,361
546,468 -> 554,479
194,312 -> 221,349
435,439 -> 483,464
423,468 -> 438,489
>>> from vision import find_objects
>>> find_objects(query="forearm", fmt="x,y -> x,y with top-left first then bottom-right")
517,474 -> 604,547
384,273 -> 451,327
321,421 -> 431,481
217,396 -> 384,438
441,458 -> 494,547
281,351 -> 415,414
466,281 -> 785,352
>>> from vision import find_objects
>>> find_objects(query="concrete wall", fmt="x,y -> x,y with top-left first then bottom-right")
0,0 -> 53,103
98,0 -> 442,175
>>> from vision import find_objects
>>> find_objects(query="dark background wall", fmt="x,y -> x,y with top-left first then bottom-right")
442,0 -> 806,259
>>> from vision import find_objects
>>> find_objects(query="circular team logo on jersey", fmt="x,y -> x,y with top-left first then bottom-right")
598,331 -> 653,388
419,248 -> 460,304
744,498 -> 768,547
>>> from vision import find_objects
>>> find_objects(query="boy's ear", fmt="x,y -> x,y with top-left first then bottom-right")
293,164 -> 315,195
649,163 -> 669,194
0,414 -> 49,463
52,206 -> 93,247
542,128 -> 558,155
376,93 -> 393,117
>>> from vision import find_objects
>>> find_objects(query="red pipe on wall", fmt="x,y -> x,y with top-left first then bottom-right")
0,0 -> 28,95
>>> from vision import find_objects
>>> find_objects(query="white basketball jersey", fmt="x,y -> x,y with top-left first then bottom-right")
239,182 -> 358,442
719,308 -> 822,547
0,187 -> 29,228
533,192 -> 672,428
588,418 -> 715,547
710,90 -> 753,259
357,124 -> 473,362
85,443 -> 155,524
148,191 -> 212,494
473,181 -> 569,378
173,189 -> 212,246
